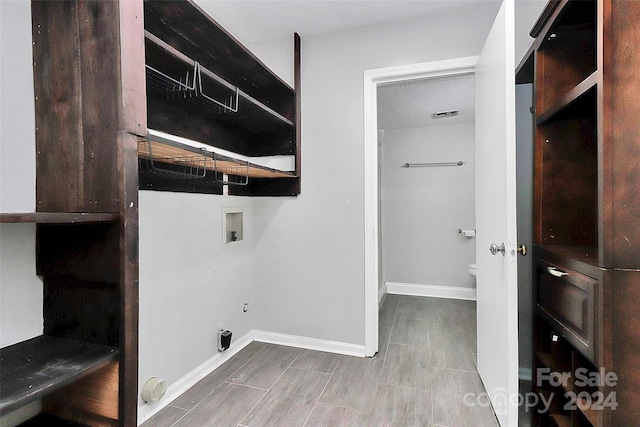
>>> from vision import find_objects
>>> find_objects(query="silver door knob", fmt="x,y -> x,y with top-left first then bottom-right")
489,243 -> 505,256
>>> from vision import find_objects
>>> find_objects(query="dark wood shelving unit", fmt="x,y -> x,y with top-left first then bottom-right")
531,1 -> 640,426
142,0 -> 301,196
0,1 -> 143,425
0,336 -> 118,415
0,212 -> 120,224
1,1 -> 300,424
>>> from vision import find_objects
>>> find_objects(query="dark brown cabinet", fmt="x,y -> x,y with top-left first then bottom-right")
531,1 -> 640,426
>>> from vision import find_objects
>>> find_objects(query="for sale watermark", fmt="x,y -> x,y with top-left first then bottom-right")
463,367 -> 618,414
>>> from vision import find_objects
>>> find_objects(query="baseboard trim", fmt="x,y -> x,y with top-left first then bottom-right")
253,330 -> 366,357
378,283 -> 388,308
136,330 -> 365,425
386,282 -> 476,301
136,331 -> 254,425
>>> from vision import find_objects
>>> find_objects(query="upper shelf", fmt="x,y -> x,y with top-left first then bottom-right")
144,0 -> 293,108
536,72 -> 597,125
145,32 -> 295,157
0,212 -> 119,224
535,0 -> 597,119
139,132 -> 295,183
0,335 -> 118,415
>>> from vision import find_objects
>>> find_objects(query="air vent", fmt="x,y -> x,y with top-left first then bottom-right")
433,110 -> 459,118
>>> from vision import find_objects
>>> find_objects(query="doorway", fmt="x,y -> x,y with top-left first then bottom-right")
363,56 -> 479,357
377,74 -> 477,304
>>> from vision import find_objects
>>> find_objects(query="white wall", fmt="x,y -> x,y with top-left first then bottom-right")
0,0 -> 36,213
0,1 -> 42,349
138,191 -> 255,399
251,4 -> 500,346
0,224 -> 43,348
382,124 -> 476,289
515,0 -> 548,65
0,5 -> 53,424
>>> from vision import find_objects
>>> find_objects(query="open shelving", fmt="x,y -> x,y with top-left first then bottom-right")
142,0 -> 301,196
139,134 -> 295,181
0,336 -> 117,415
531,1 -> 640,425
0,212 -> 120,224
535,0 -> 596,117
3,1 -> 299,422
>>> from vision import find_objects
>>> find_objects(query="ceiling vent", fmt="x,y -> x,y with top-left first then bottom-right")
433,110 -> 459,118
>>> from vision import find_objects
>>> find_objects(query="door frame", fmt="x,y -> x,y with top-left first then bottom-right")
363,56 -> 478,356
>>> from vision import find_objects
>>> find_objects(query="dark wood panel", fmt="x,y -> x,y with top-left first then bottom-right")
115,131 -> 140,426
43,275 -> 119,347
77,1 -> 120,213
117,0 -> 148,136
31,1 -> 84,212
294,33 -> 302,192
147,92 -> 295,157
607,270 -> 640,427
229,177 -> 301,197
44,361 -> 119,422
606,1 -> 640,269
36,223 -> 119,283
537,118 -> 597,247
0,336 -> 117,415
0,212 -> 119,224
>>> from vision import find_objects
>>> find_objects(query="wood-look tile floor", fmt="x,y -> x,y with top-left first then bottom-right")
142,295 -> 499,426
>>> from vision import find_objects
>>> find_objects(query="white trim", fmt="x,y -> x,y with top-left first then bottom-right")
136,329 -> 366,425
363,56 -> 478,358
386,282 -> 477,301
378,282 -> 388,305
252,330 -> 366,357
136,331 -> 254,425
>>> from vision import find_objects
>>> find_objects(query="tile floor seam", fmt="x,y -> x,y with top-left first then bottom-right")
237,349 -> 304,425
314,354 -> 344,409
164,357 -> 253,413
166,406 -> 190,427
379,301 -> 399,375
300,359 -> 341,427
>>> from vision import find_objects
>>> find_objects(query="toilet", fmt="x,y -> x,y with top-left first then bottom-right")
468,263 -> 477,280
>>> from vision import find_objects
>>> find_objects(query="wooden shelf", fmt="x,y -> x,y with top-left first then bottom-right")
0,335 -> 118,415
138,135 -> 295,180
144,22 -> 295,158
0,212 -> 119,224
536,71 -> 598,125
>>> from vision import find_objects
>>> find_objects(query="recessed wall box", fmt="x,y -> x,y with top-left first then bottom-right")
222,208 -> 244,248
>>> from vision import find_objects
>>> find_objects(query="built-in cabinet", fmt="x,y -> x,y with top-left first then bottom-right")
530,1 -> 640,426
0,0 -> 299,425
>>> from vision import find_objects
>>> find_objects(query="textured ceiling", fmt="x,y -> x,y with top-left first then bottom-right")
194,0 -> 495,43
377,74 -> 475,130
192,1 -> 485,132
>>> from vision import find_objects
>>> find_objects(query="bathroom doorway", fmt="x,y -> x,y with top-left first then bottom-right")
362,57 -> 478,357
376,73 -> 477,303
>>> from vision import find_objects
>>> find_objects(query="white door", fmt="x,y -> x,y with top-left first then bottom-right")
475,1 -> 519,426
